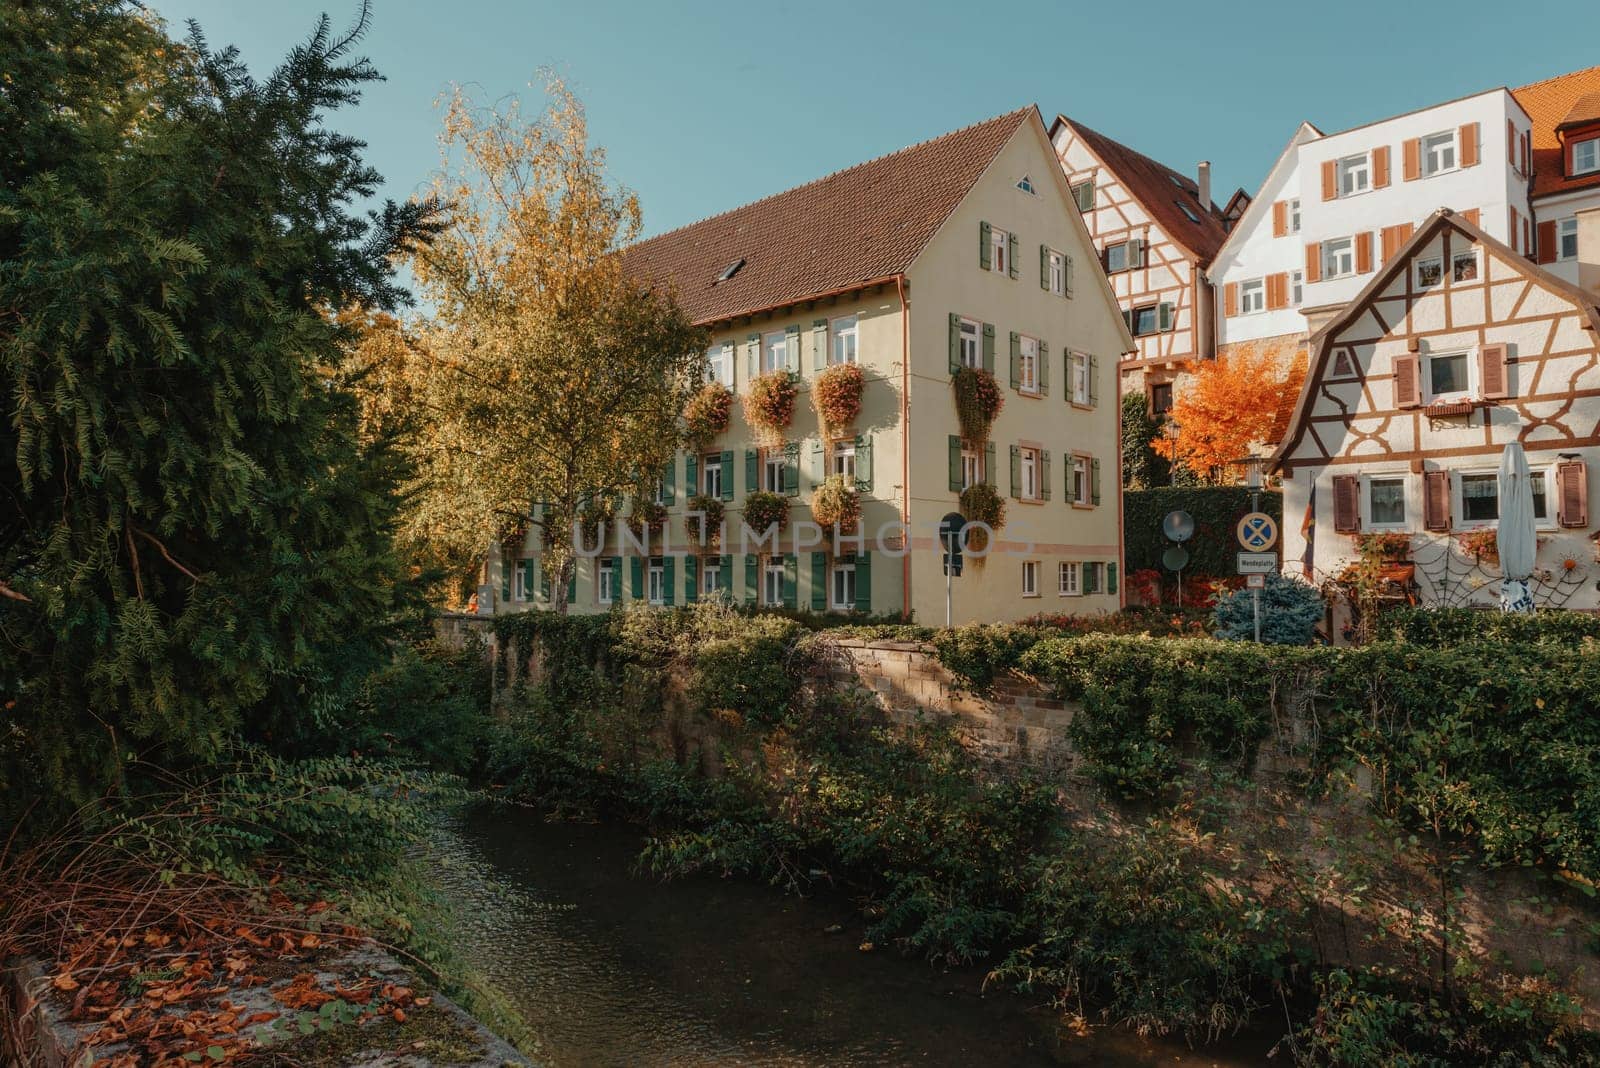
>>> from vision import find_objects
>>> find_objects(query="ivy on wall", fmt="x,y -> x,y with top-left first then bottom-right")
1124,487 -> 1283,577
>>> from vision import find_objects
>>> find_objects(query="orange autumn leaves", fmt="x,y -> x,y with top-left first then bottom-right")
1153,347 -> 1306,482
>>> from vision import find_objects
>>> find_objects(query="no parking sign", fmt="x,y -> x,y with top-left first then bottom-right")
1236,512 -> 1278,552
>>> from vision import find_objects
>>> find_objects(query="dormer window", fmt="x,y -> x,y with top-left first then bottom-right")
1574,136 -> 1600,176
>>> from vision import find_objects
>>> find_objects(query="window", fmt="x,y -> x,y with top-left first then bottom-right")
1290,270 -> 1304,306
1071,456 -> 1089,505
1559,218 -> 1579,261
961,448 -> 982,490
1016,175 -> 1036,194
598,562 -> 615,605
1288,198 -> 1301,233
762,330 -> 787,373
1338,153 -> 1370,196
959,318 -> 981,369
1240,279 -> 1266,315
1058,561 -> 1080,596
1421,130 -> 1457,176
831,561 -> 856,610
702,557 -> 721,594
1460,472 -> 1499,524
1367,477 -> 1406,527
1452,250 -> 1479,283
1175,200 -> 1201,224
1020,446 -> 1039,500
513,560 -> 530,602
1131,305 -> 1159,336
1104,240 -> 1140,272
1047,249 -> 1067,296
762,449 -> 787,493
1416,257 -> 1444,288
1071,353 -> 1091,405
1019,335 -> 1039,392
1323,237 -> 1355,279
990,226 -> 1009,275
653,478 -> 668,506
1071,180 -> 1094,212
762,555 -> 785,607
1574,136 -> 1600,176
706,343 -> 733,386
831,315 -> 858,365
1150,382 -> 1173,416
703,453 -> 723,498
1532,470 -> 1549,522
1428,352 -> 1470,401
647,560 -> 665,605
831,441 -> 856,480
1022,560 -> 1039,597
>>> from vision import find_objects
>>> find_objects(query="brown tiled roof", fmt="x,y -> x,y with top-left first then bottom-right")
1053,117 -> 1231,264
1216,336 -> 1308,445
1512,65 -> 1600,198
1559,92 -> 1600,131
622,108 -> 1035,325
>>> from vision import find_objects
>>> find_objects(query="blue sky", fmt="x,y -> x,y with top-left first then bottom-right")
149,0 -> 1600,240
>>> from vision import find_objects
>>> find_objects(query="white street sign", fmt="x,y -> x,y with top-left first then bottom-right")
1246,573 -> 1266,588
1236,551 -> 1278,575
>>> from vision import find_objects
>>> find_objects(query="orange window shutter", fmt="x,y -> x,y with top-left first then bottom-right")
1507,119 -> 1516,166
1332,475 -> 1360,533
1355,231 -> 1374,274
1462,208 -> 1480,228
1224,282 -> 1239,317
1423,471 -> 1451,531
1402,138 -> 1421,181
1321,160 -> 1338,201
1272,200 -> 1288,237
1509,207 -> 1520,252
1268,272 -> 1289,310
1372,145 -> 1391,188
1480,343 -> 1509,400
1305,242 -> 1322,283
1459,122 -> 1479,167
1394,353 -> 1420,408
1558,461 -> 1590,528
1380,225 -> 1398,262
1537,220 -> 1558,264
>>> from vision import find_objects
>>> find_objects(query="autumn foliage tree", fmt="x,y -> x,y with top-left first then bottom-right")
402,77 -> 705,612
1152,348 -> 1306,483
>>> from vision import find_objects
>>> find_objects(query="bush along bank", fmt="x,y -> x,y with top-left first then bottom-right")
482,602 -> 1600,1062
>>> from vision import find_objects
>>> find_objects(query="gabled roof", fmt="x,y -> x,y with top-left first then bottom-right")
1270,209 -> 1600,468
1209,122 -> 1323,279
622,108 -> 1035,325
1047,116 -> 1230,265
1513,65 -> 1600,198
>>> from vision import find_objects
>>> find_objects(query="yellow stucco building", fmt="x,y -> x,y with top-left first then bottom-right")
492,106 -> 1133,624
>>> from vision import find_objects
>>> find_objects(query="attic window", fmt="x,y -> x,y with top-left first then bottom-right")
715,258 -> 745,284
1175,200 -> 1201,224
1016,175 -> 1036,194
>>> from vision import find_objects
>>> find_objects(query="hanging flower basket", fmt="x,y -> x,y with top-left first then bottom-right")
1457,528 -> 1499,562
810,475 -> 861,531
958,482 -> 1006,555
742,491 -> 789,536
813,363 -> 865,432
627,500 -> 668,540
576,499 -> 615,550
683,382 -> 733,452
745,371 -> 797,443
685,494 -> 725,545
952,367 -> 1003,444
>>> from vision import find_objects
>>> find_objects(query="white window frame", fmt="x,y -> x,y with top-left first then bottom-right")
1416,257 -> 1444,288
1421,129 -> 1458,176
831,315 -> 859,365
1323,237 -> 1355,279
1558,218 -> 1579,261
1019,335 -> 1040,393
762,555 -> 785,607
961,448 -> 981,491
1020,446 -> 1039,500
1453,470 -> 1502,531
1288,198 -> 1301,233
513,560 -> 530,602
1071,455 -> 1089,505
1047,249 -> 1067,296
1451,249 -> 1480,283
1058,561 -> 1080,596
959,317 -> 981,369
703,454 -> 723,499
1531,467 -> 1553,528
762,449 -> 787,493
1071,352 -> 1091,405
762,330 -> 787,374
1337,153 -> 1371,197
1022,560 -> 1039,597
1105,241 -> 1129,273
647,561 -> 665,606
653,478 -> 668,506
1363,475 -> 1409,532
831,441 -> 856,480
990,226 -> 1009,275
1240,279 -> 1266,315
1424,350 -> 1474,405
830,561 -> 856,610
598,562 -> 615,605
1574,136 -> 1600,176
706,342 -> 733,387
1290,270 -> 1304,306
702,558 -> 721,594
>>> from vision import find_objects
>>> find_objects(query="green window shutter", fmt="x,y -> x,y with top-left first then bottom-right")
979,220 -> 992,270
854,552 -> 872,613
747,332 -> 760,380
720,450 -> 735,502
1158,302 -> 1173,332
500,560 -> 511,603
855,434 -> 873,493
1007,231 -> 1019,279
984,442 -> 995,487
1039,244 -> 1050,289
662,455 -> 676,504
1089,353 -> 1100,406
521,559 -> 535,601
685,555 -> 698,603
784,441 -> 800,496
783,554 -> 797,609
1107,562 -> 1118,595
948,435 -> 963,492
719,554 -> 733,595
1041,450 -> 1052,501
813,318 -> 828,372
786,324 -> 801,374
1091,458 -> 1103,506
981,323 -> 996,374
1009,331 -> 1021,389
745,449 -> 759,493
1039,341 -> 1049,396
1065,254 -> 1074,297
1085,564 -> 1098,595
686,455 -> 698,497
1009,444 -> 1021,499
630,556 -> 644,599
948,312 -> 961,374
662,557 -> 675,606
744,554 -> 759,606
811,551 -> 828,611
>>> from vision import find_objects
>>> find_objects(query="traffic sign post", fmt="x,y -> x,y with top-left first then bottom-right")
939,512 -> 966,628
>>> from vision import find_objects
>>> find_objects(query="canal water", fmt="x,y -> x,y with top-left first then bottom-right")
425,803 -> 1275,1067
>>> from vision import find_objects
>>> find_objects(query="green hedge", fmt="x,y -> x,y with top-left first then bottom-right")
1125,487 -> 1282,577
1381,606 -> 1600,646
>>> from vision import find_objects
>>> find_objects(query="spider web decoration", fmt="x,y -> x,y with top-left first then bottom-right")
1406,534 -> 1590,611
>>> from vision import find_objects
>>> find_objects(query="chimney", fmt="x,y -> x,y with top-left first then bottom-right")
1579,206 -> 1600,296
1196,161 -> 1212,212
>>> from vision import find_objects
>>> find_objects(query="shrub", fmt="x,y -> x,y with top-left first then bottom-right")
810,474 -> 860,530
742,491 -> 789,536
687,615 -> 807,727
952,367 -> 1003,443
1120,391 -> 1169,490
684,494 -> 725,546
1380,606 -> 1600,646
745,371 -> 797,439
958,482 -> 1006,552
813,363 -> 864,431
1211,573 -> 1325,644
683,382 -> 733,451
345,639 -> 491,775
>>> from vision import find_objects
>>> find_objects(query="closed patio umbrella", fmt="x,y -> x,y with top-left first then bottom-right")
1497,441 -> 1537,613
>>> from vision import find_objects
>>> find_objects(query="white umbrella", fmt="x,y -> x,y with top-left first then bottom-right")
1497,441 -> 1537,613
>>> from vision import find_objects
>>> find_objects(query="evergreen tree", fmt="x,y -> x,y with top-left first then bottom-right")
0,1 -> 438,806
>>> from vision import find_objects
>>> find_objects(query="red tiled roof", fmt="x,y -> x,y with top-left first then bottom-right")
1559,92 -> 1600,131
1053,117 -> 1231,264
622,108 -> 1035,326
1512,66 -> 1600,198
